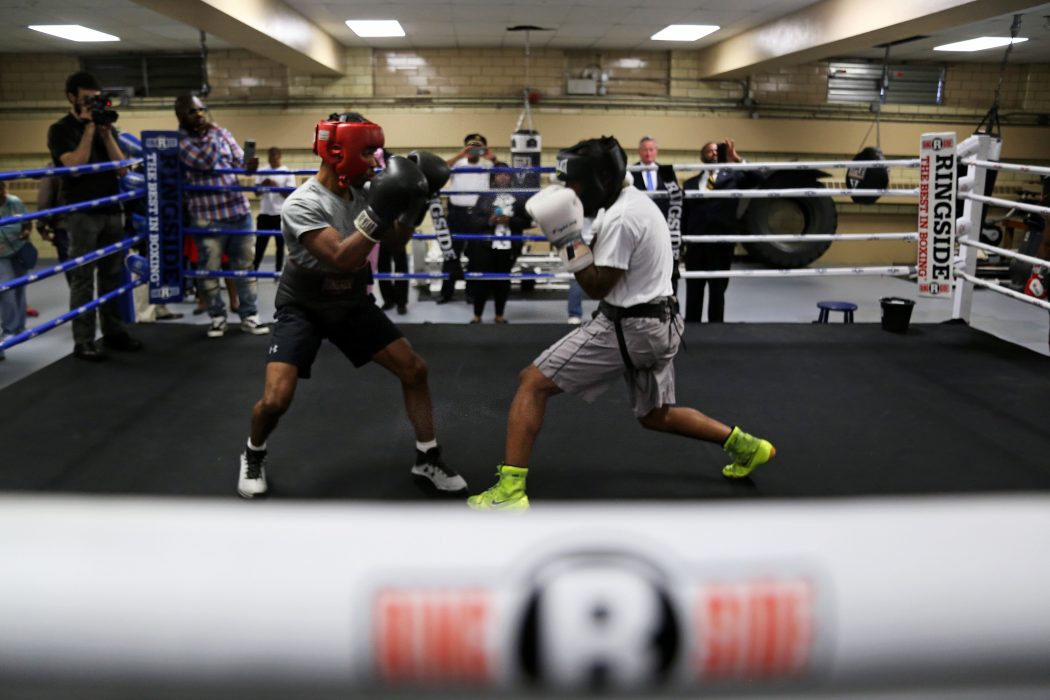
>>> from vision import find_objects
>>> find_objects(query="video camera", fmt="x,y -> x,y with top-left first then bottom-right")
88,94 -> 118,126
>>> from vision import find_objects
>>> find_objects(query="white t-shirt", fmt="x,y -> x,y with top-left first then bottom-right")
591,186 -> 673,308
255,165 -> 296,216
447,157 -> 492,208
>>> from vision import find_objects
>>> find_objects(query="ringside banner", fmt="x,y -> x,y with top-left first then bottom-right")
917,132 -> 957,298
142,131 -> 183,303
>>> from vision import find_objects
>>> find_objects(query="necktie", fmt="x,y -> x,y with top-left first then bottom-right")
646,170 -> 655,191
706,171 -> 717,190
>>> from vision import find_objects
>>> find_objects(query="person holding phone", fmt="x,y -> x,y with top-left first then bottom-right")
253,146 -> 295,274
681,138 -> 756,323
175,94 -> 268,339
440,133 -> 496,304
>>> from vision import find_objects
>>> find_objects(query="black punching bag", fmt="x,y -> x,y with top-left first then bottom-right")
846,146 -> 889,204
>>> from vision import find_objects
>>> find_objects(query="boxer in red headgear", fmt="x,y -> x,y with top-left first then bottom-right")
234,111 -> 465,500
312,112 -> 385,188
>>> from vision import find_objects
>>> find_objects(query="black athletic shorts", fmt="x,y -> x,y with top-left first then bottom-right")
267,300 -> 403,378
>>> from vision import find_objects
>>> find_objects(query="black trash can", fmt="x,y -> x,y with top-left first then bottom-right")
880,297 -> 915,334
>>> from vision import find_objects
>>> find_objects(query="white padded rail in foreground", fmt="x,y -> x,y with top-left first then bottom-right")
961,158 -> 1050,177
2,495 -> 1048,694
679,265 -> 915,279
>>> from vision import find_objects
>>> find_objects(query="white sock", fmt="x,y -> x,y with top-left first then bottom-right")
416,439 -> 438,452
247,438 -> 267,452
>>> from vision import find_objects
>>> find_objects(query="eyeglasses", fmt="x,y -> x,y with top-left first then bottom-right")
186,107 -> 208,115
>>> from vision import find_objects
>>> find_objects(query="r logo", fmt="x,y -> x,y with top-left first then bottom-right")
518,552 -> 679,691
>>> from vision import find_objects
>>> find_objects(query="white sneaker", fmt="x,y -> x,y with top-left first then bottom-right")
411,446 -> 468,492
567,316 -> 582,325
238,449 -> 268,498
207,316 -> 228,338
240,315 -> 271,335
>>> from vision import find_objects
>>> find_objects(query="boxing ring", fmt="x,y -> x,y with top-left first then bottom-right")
1,132 -> 1049,697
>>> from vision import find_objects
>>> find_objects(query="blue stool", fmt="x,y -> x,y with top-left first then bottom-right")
816,301 -> 857,323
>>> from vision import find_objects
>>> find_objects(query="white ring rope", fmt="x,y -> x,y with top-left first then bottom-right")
679,265 -> 914,279
956,270 -> 1050,312
628,159 -> 919,172
682,233 -> 918,243
962,158 -> 1050,177
651,187 -> 918,199
961,192 -> 1050,216
958,236 -> 1049,268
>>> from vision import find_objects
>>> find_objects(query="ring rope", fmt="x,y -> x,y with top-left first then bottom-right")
958,236 -> 1050,269
961,192 -> 1050,217
0,190 -> 144,228
0,277 -> 145,351
448,159 -> 918,175
681,233 -> 918,243
678,265 -> 915,279
955,270 -> 1050,312
439,187 -> 918,199
0,235 -> 144,295
961,158 -> 1050,177
0,158 -> 143,183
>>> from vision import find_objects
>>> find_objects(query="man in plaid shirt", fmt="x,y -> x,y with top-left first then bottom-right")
175,94 -> 269,338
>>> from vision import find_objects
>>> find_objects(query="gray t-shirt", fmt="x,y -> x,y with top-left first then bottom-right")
280,177 -> 366,271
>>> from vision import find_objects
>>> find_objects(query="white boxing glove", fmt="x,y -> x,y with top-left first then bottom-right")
526,185 -> 593,272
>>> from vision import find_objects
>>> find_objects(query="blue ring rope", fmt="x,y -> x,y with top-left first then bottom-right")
0,190 -> 144,228
0,235 -> 143,294
0,158 -> 143,183
0,277 -> 145,351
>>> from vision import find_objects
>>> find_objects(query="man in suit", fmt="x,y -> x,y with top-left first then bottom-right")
681,138 -> 756,323
631,136 -> 669,217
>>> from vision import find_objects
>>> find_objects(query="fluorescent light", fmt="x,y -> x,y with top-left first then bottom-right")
934,36 -> 1027,52
29,25 -> 119,42
345,20 -> 405,38
651,24 -> 718,42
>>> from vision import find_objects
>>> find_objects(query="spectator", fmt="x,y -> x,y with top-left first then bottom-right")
631,136 -> 669,217
467,164 -> 528,323
252,146 -> 294,274
681,138 -> 755,323
47,71 -> 142,362
0,181 -> 32,360
35,170 -> 70,283
441,133 -> 495,304
175,93 -> 269,339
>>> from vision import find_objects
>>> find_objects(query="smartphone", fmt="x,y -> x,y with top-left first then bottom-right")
244,139 -> 256,163
470,146 -> 486,158
716,142 -> 728,163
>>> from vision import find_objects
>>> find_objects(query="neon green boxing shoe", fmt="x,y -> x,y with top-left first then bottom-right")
466,464 -> 530,511
722,426 -> 776,479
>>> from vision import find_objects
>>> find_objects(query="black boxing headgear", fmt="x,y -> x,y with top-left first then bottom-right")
555,136 -> 627,217
313,112 -> 385,186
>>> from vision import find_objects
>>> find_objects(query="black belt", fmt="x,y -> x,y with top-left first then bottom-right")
598,298 -> 676,371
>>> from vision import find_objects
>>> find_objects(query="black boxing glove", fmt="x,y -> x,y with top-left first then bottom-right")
407,150 -> 451,196
354,155 -> 429,242
406,151 -> 451,227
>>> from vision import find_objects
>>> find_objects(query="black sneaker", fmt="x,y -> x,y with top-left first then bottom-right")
238,448 -> 268,499
411,446 -> 468,492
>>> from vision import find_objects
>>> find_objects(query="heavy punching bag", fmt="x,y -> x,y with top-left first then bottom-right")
846,146 -> 889,205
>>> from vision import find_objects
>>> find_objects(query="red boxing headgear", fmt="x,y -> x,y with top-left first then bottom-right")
313,112 -> 385,185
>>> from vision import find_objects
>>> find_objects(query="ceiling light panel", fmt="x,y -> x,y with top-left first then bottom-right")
28,25 -> 119,42
345,20 -> 405,38
650,25 -> 719,42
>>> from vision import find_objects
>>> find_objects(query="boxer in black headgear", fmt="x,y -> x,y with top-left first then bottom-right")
468,135 -> 775,510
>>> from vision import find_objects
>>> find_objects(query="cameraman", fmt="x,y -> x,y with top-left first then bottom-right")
47,71 -> 141,361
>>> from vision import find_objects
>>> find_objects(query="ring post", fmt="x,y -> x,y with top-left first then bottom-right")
142,131 -> 184,303
916,132 -> 957,301
952,134 -> 998,322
